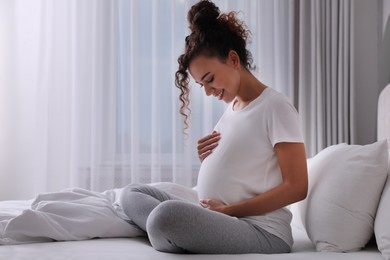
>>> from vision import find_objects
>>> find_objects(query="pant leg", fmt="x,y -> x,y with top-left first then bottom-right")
119,183 -> 182,232
146,200 -> 290,254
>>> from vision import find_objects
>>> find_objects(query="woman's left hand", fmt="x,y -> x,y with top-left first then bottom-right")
199,199 -> 228,214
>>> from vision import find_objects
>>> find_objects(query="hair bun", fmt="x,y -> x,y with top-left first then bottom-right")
188,0 -> 220,32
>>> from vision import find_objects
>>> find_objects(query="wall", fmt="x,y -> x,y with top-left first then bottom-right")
352,0 -> 390,144
380,0 -> 390,92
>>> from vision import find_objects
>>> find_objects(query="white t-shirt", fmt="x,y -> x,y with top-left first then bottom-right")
197,87 -> 304,248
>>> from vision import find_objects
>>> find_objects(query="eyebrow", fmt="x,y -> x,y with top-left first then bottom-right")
201,72 -> 211,81
196,72 -> 211,85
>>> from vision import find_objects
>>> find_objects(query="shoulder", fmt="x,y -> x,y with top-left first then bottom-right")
262,88 -> 298,115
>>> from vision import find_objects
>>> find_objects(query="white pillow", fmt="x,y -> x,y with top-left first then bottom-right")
375,149 -> 390,260
299,140 -> 388,252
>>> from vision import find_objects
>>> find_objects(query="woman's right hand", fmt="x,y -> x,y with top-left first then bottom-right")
197,131 -> 221,162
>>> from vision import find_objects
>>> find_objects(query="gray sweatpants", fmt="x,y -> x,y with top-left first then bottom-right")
119,183 -> 290,254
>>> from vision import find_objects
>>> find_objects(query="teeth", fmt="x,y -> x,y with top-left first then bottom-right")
216,90 -> 224,100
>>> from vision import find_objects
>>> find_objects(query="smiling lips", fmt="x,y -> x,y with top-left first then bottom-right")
215,89 -> 224,100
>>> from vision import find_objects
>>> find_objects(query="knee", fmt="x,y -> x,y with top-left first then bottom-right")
147,200 -> 183,232
146,201 -> 190,252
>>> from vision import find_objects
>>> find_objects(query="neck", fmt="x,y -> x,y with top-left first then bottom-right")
235,69 -> 267,105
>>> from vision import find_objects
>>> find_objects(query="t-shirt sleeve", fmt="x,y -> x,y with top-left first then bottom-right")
266,95 -> 304,147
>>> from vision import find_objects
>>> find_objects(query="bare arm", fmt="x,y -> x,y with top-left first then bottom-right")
200,142 -> 308,217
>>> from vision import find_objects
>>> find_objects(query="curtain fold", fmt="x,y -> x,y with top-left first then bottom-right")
0,0 -> 218,199
0,0 -> 361,199
255,0 -> 295,101
297,0 -> 353,157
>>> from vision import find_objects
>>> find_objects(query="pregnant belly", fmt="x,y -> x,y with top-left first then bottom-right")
196,161 -> 241,204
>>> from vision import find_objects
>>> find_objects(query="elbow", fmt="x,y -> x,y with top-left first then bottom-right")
290,180 -> 308,203
296,169 -> 308,202
296,179 -> 308,202
298,185 -> 308,201
284,182 -> 308,204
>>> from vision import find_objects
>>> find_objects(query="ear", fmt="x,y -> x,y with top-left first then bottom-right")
227,50 -> 240,69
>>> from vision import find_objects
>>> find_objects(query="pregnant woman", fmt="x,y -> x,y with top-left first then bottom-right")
120,0 -> 308,254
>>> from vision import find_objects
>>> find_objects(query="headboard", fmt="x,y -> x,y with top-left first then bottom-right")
378,83 -> 390,144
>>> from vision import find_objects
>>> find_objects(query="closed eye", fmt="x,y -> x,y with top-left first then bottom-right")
206,76 -> 214,84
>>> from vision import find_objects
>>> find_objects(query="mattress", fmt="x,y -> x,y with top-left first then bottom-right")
0,224 -> 381,260
0,185 -> 383,260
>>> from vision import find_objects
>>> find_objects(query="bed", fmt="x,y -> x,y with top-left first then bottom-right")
1,84 -> 390,260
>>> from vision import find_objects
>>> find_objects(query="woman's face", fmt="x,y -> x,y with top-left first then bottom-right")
188,52 -> 241,104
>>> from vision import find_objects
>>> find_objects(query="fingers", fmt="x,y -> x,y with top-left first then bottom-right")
199,199 -> 213,208
199,150 -> 213,162
199,199 -> 227,214
197,131 -> 220,152
197,131 -> 220,144
197,131 -> 220,162
199,199 -> 209,208
198,139 -> 219,158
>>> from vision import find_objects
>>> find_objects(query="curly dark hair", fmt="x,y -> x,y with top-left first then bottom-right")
175,0 -> 254,130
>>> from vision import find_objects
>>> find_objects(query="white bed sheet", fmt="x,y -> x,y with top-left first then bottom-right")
0,225 -> 381,260
0,185 -> 382,260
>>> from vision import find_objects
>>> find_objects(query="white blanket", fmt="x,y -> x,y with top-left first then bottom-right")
0,182 -> 199,245
0,187 -> 144,245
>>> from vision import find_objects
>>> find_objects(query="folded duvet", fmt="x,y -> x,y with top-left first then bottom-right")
0,183 -> 198,245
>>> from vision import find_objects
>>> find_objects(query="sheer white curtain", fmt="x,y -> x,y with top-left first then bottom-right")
0,0 -> 125,199
1,0 -> 359,198
0,0 -> 294,200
